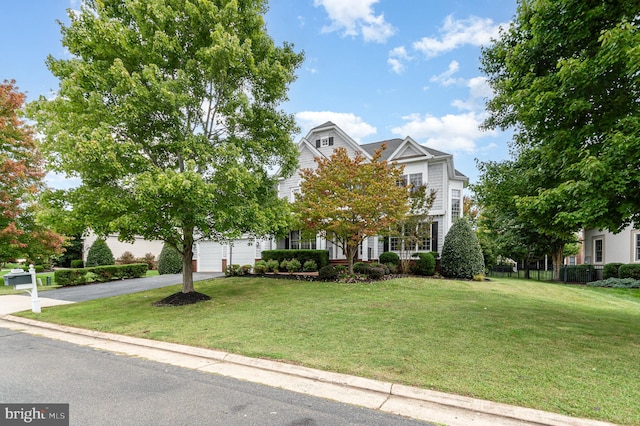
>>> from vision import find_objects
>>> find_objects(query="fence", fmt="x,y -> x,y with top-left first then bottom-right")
488,264 -> 603,283
559,265 -> 603,283
487,268 -> 554,282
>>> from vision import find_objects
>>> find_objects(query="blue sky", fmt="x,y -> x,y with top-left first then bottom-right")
1,0 -> 518,186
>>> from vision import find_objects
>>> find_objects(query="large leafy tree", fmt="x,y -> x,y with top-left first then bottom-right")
0,80 -> 64,265
29,0 -> 303,294
474,155 -> 576,279
293,146 -> 409,274
481,0 -> 639,233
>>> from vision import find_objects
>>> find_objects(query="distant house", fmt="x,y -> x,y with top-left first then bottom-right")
83,232 -> 164,262
583,224 -> 640,265
273,121 -> 469,262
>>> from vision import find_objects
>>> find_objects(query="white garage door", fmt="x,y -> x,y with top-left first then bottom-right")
197,241 -> 224,272
228,240 -> 257,266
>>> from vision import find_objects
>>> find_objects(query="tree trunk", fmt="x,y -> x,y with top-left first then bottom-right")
345,244 -> 357,274
182,226 -> 195,293
182,244 -> 194,293
552,246 -> 564,281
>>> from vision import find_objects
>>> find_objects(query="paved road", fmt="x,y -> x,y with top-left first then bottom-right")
41,272 -> 223,302
0,328 -> 430,426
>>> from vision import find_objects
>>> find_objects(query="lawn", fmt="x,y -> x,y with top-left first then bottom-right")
15,276 -> 640,425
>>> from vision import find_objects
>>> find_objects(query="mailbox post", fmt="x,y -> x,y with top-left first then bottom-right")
5,265 -> 41,313
29,264 -> 41,313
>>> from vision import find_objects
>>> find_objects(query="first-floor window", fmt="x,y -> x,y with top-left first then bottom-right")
635,233 -> 640,262
290,231 -> 316,250
389,222 -> 434,253
594,238 -> 603,263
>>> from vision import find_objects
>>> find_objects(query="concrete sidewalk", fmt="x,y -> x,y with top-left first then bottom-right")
0,294 -> 74,315
0,315 -> 614,426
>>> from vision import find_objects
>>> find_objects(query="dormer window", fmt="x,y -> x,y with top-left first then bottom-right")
315,136 -> 334,148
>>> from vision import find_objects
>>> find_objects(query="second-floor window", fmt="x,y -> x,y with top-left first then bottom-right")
451,189 -> 461,222
409,173 -> 422,191
316,136 -> 334,148
397,173 -> 423,191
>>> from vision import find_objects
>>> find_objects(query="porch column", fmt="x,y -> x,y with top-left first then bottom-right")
361,237 -> 369,261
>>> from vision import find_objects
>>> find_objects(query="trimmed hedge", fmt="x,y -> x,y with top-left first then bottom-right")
261,250 -> 329,268
54,263 -> 147,286
603,263 -> 623,279
379,251 -> 400,266
619,264 -> 640,280
70,259 -> 84,269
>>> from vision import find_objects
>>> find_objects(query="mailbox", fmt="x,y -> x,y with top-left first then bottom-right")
4,270 -> 33,286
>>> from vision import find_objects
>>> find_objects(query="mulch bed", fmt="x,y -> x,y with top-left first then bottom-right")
153,291 -> 211,306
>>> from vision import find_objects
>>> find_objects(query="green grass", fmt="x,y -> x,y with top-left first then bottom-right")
15,276 -> 640,425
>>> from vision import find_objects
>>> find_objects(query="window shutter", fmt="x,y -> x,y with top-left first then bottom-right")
431,222 -> 439,253
329,137 -> 334,146
316,139 -> 320,148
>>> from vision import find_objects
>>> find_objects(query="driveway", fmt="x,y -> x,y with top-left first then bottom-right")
0,272 -> 223,315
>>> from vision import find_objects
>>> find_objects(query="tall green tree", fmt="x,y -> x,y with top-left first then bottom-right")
293,146 -> 409,274
481,0 -> 639,233
29,0 -> 303,294
474,155 -> 576,279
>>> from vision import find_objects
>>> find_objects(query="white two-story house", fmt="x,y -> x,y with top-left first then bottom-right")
190,122 -> 469,271
274,121 -> 469,262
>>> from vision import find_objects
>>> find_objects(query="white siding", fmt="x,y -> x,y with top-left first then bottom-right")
584,225 -> 640,264
427,162 -> 444,211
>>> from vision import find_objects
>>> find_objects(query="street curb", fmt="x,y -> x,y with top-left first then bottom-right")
1,315 -> 616,426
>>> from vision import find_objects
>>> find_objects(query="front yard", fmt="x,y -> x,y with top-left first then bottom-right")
15,276 -> 640,425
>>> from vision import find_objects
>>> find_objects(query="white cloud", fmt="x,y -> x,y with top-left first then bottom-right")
387,46 -> 411,74
46,171 -> 81,190
452,76 -> 492,111
429,60 -> 464,86
296,111 -> 377,142
314,0 -> 396,43
413,15 -> 504,57
391,112 -> 495,153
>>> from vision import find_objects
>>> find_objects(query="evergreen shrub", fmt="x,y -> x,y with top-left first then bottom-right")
303,260 -> 318,272
318,265 -> 338,281
619,264 -> 640,280
440,218 -> 485,279
261,250 -> 328,268
157,244 -> 182,275
411,252 -> 436,276
85,239 -> 115,267
379,251 -> 400,266
603,263 -> 623,279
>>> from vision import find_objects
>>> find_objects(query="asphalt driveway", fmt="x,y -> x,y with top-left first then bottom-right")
39,272 -> 223,302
